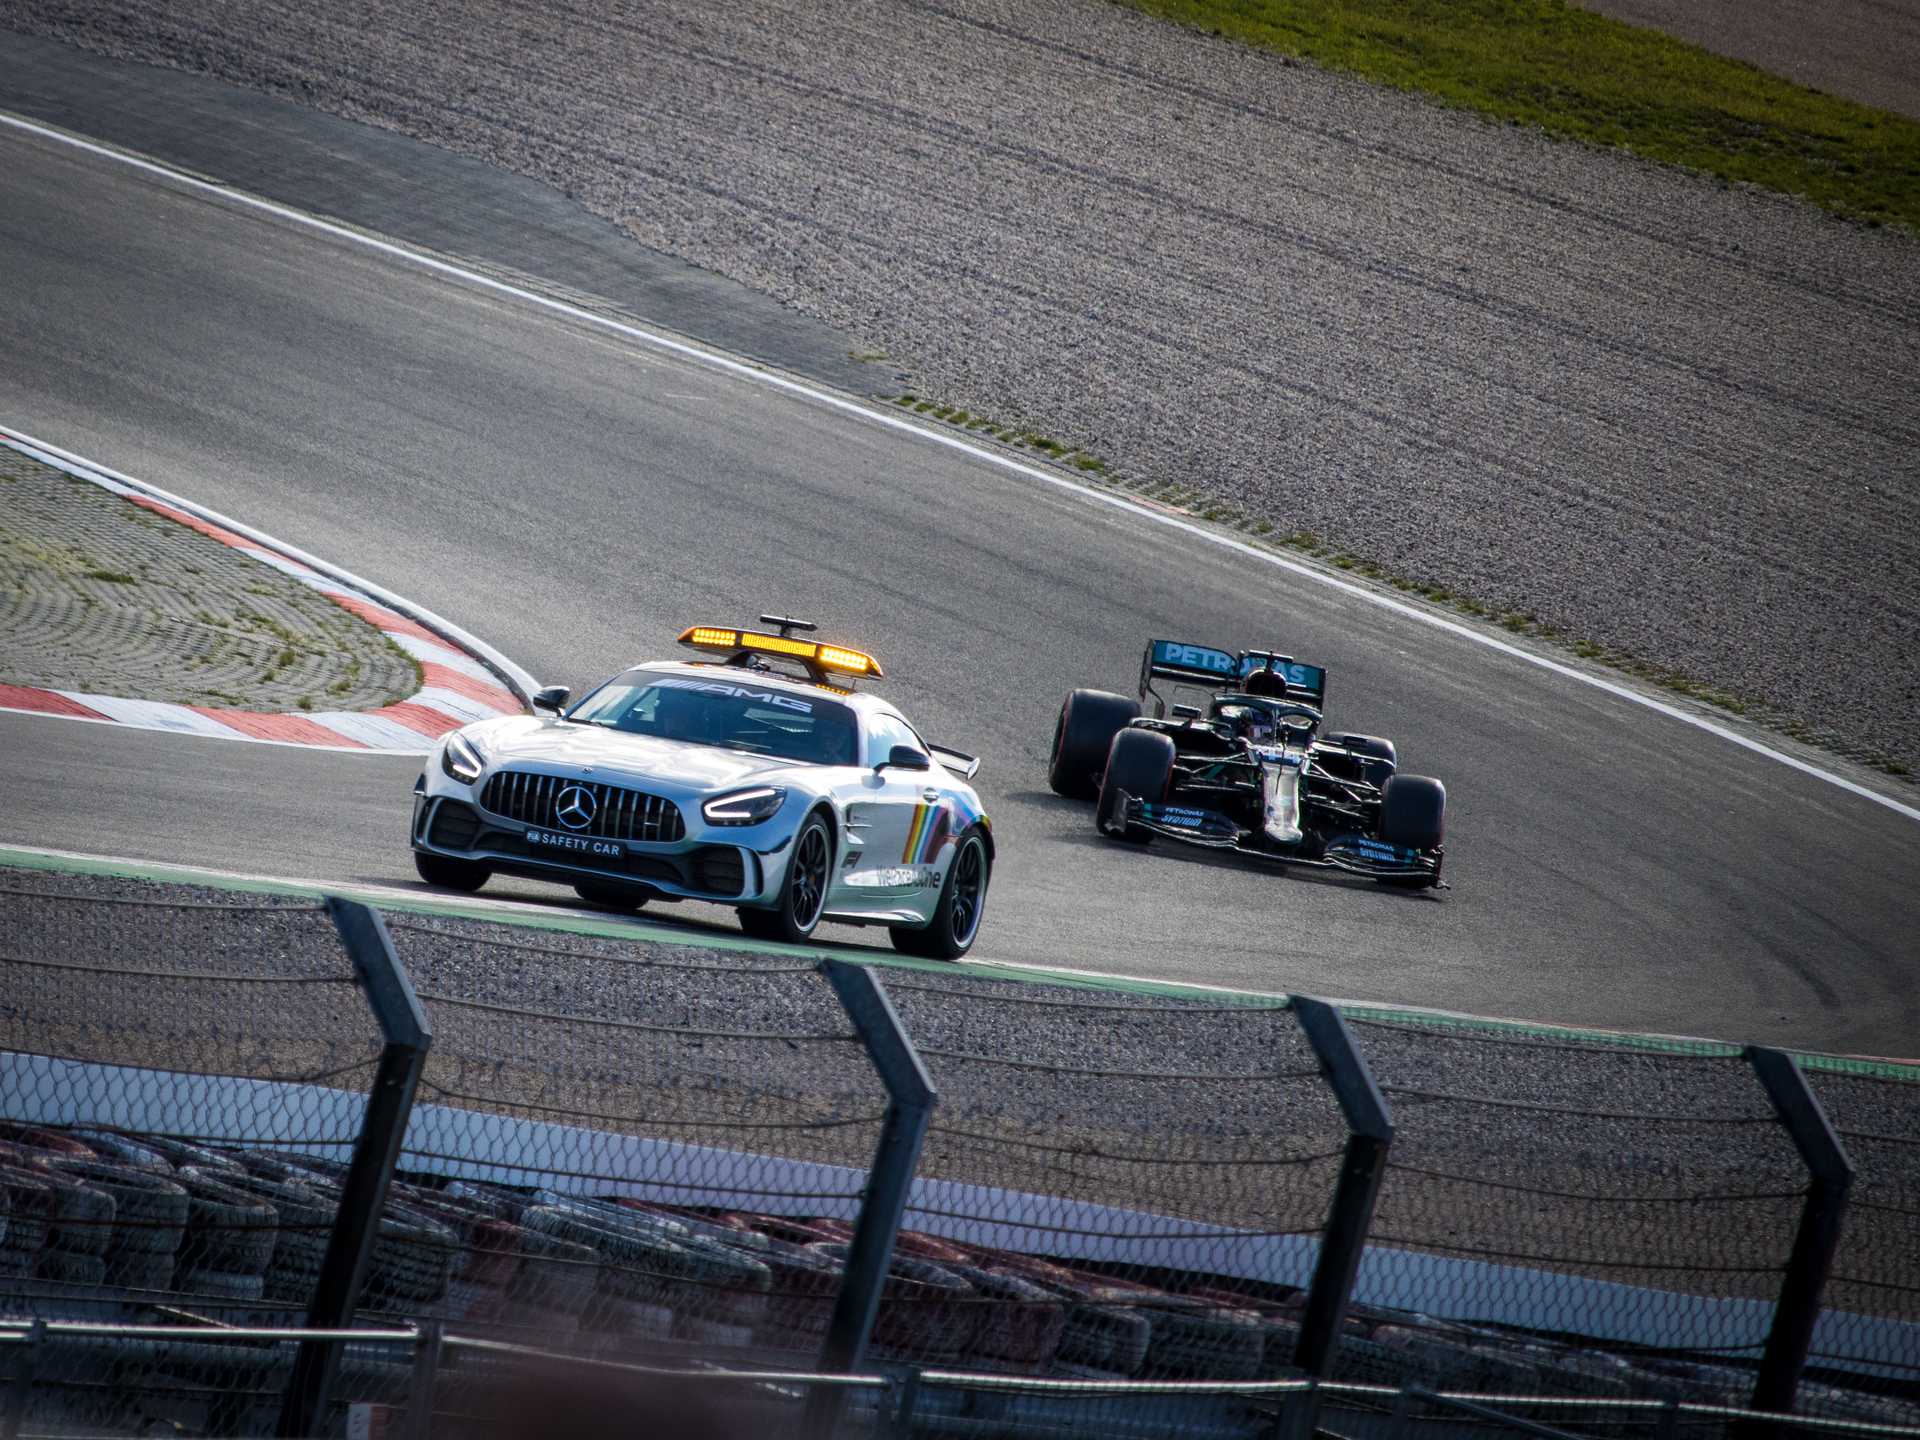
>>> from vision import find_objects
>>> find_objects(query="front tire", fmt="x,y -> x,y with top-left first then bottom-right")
891,827 -> 991,960
1049,690 -> 1142,800
1096,728 -> 1175,844
414,851 -> 490,892
1377,775 -> 1446,889
739,811 -> 833,945
572,879 -> 650,911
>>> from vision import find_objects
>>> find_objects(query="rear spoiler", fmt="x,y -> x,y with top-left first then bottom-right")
1140,640 -> 1328,709
928,743 -> 981,780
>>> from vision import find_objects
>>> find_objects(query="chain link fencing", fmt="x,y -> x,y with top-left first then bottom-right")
325,912 -> 894,1430
1347,1018 -> 1809,1398
1800,1060 -> 1920,1416
3,867 -> 1918,1440
0,877 -> 384,1432
875,975 -> 1348,1436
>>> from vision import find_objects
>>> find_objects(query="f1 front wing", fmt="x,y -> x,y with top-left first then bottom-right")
1102,793 -> 1443,882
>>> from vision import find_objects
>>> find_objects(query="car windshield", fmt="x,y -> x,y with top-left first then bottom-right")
567,672 -> 859,765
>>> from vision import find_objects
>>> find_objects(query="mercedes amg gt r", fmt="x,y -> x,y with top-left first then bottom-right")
411,618 -> 993,956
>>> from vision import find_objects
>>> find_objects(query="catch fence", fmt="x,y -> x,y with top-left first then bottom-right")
1,869 -> 1916,1438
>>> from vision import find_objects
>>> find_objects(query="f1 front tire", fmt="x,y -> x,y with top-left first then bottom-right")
1096,728 -> 1174,844
1377,775 -> 1446,889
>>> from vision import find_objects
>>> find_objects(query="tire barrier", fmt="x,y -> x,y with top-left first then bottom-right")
0,1166 -> 51,1273
34,1168 -> 116,1259
806,1240 -> 981,1359
49,1158 -> 188,1293
952,1265 -> 1067,1367
6,1122 -> 1920,1436
175,1169 -> 277,1278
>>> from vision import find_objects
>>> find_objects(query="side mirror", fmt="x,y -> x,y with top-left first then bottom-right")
532,685 -> 570,714
878,744 -> 932,773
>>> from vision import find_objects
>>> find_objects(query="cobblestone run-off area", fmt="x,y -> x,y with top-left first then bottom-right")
0,449 -> 419,711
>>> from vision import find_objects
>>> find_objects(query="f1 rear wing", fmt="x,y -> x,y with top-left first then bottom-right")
1140,640 -> 1328,709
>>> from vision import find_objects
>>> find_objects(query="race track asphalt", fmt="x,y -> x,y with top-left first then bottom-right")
3,123 -> 1916,1056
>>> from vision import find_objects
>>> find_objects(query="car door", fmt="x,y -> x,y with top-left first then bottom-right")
833,711 -> 944,908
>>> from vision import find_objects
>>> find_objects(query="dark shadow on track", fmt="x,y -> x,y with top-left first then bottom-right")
373,875 -> 920,956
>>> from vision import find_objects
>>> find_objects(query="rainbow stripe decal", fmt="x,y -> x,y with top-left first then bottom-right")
902,802 -> 949,865
901,793 -> 985,865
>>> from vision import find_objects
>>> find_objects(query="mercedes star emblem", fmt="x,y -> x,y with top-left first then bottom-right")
554,784 -> 598,831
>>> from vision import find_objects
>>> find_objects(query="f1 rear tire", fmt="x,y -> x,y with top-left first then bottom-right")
1049,690 -> 1142,800
414,852 -> 490,892
1336,733 -> 1398,790
1096,729 -> 1174,845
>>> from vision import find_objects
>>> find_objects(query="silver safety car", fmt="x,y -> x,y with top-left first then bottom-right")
410,617 -> 993,957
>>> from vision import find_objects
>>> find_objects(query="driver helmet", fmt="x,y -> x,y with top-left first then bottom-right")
1215,702 -> 1276,746
1242,666 -> 1291,699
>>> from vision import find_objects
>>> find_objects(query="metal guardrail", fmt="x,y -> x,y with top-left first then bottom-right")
5,1320 -> 1920,1440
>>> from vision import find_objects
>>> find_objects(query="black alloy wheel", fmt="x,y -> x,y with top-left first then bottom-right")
891,828 -> 991,960
739,812 -> 832,944
946,836 -> 986,947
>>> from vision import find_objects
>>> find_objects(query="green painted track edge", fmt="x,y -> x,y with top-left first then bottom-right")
3,846 -> 1912,1082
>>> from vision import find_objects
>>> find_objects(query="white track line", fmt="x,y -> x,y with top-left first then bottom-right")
4,109 -> 1915,824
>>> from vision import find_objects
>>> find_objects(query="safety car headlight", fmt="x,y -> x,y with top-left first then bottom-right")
703,787 -> 787,825
441,732 -> 486,784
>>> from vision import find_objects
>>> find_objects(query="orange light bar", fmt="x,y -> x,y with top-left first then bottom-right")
677,625 -> 883,679
816,644 -> 876,676
743,632 -> 817,658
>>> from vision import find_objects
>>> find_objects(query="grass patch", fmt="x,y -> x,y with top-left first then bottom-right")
1121,0 -> 1920,229
84,568 -> 138,584
882,394 -> 1116,479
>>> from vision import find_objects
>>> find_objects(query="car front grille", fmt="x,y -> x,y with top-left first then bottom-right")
479,769 -> 685,843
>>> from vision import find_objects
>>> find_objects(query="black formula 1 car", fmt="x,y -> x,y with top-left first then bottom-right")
1048,640 -> 1446,887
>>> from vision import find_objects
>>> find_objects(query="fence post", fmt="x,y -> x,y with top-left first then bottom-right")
2,1319 -> 46,1440
1291,997 -> 1393,1381
889,1368 -> 925,1440
401,1320 -> 445,1440
276,898 -> 432,1440
1746,1046 -> 1853,1420
805,959 -> 936,1440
